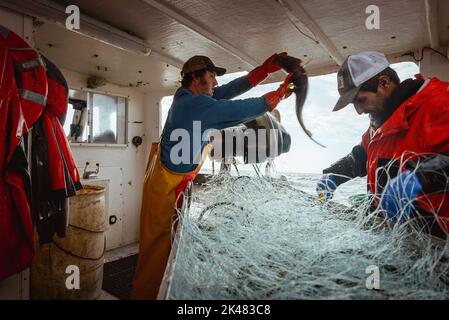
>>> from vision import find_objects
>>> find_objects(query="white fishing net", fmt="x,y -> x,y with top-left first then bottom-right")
164,163 -> 449,300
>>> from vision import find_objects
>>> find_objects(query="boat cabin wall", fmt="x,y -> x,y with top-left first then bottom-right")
420,48 -> 449,82
0,4 -> 167,252
0,6 -> 33,42
63,68 -> 149,250
0,6 -> 171,299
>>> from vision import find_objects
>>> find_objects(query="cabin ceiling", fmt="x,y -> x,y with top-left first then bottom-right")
1,0 -> 448,93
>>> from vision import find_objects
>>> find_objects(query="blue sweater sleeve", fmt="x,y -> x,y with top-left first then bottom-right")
195,94 -> 269,130
212,75 -> 253,100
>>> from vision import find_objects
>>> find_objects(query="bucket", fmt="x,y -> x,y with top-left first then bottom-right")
31,185 -> 106,299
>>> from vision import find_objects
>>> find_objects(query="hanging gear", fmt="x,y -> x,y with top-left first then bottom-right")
0,25 -> 81,280
0,25 -> 47,280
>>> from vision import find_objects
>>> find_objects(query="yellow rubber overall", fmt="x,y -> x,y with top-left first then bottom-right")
132,143 -> 210,299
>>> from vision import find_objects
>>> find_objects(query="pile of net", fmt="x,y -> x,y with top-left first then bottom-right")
165,173 -> 449,299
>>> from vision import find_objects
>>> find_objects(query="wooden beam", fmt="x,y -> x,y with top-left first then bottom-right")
277,0 -> 345,65
424,0 -> 440,50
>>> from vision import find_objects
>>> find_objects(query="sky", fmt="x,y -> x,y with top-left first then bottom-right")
161,61 -> 418,174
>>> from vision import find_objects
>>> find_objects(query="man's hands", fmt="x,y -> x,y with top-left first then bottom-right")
264,73 -> 293,111
247,52 -> 287,86
316,174 -> 338,201
261,52 -> 287,73
380,170 -> 422,222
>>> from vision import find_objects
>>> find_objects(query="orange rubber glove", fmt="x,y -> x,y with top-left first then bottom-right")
264,73 -> 294,111
247,52 -> 287,86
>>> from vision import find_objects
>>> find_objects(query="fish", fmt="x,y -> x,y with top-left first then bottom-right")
275,54 -> 325,148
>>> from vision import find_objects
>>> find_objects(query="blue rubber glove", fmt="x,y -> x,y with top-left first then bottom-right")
380,170 -> 423,222
316,174 -> 337,201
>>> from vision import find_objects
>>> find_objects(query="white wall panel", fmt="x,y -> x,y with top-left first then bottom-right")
62,68 -> 147,250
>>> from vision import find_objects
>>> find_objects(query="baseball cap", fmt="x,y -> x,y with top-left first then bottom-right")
181,55 -> 226,77
333,51 -> 390,111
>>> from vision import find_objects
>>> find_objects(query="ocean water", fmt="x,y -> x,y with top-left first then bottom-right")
199,168 -> 367,206
283,172 -> 367,206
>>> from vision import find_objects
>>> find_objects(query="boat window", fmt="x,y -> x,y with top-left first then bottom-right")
63,89 -> 127,145
160,95 -> 173,135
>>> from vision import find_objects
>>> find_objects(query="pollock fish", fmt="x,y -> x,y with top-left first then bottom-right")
275,54 -> 325,148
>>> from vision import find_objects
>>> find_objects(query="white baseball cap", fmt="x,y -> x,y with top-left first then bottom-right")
333,51 -> 390,111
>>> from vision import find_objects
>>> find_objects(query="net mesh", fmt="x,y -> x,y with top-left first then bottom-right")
165,162 -> 449,299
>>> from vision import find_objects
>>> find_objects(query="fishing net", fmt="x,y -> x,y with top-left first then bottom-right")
164,159 -> 449,300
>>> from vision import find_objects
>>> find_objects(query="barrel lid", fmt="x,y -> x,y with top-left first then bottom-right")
76,185 -> 105,195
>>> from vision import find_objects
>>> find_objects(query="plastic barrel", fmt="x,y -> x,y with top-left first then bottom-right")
30,185 -> 106,299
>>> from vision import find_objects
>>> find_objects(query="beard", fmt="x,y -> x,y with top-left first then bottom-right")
369,110 -> 386,129
368,94 -> 389,129
369,78 -> 425,130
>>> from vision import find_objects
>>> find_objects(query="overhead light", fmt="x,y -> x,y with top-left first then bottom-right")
0,0 -> 152,56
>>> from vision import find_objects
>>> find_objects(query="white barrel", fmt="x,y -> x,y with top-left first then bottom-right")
31,185 -> 106,299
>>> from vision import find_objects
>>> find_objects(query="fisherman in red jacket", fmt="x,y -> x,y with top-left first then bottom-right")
316,51 -> 449,238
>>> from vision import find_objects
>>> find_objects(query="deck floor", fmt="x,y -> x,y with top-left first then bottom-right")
100,242 -> 139,300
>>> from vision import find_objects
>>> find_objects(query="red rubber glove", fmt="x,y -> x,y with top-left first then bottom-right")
264,73 -> 293,111
247,52 -> 287,86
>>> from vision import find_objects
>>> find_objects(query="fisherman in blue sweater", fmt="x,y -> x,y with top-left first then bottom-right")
133,54 -> 293,299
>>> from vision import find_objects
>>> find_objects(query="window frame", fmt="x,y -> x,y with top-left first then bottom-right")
67,86 -> 129,148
